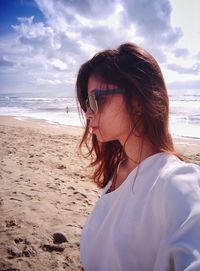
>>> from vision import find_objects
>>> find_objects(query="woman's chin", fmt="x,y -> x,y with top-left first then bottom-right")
92,130 -> 116,143
96,135 -> 115,143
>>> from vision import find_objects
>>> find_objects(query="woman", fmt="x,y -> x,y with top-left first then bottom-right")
76,43 -> 200,271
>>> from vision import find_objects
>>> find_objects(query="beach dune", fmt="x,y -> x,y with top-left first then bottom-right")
0,116 -> 200,270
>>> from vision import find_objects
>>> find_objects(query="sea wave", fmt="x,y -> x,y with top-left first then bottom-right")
0,92 -> 200,138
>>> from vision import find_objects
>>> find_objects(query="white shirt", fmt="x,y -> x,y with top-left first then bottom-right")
80,153 -> 200,271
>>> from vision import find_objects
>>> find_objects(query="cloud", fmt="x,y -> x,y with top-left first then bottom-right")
0,0 -> 198,94
173,48 -> 189,58
167,63 -> 200,74
35,0 -> 128,52
122,0 -> 182,45
35,0 -> 119,26
0,56 -> 14,67
196,51 -> 200,59
167,79 -> 200,90
36,78 -> 62,85
12,16 -> 54,40
33,0 -> 182,64
35,0 -> 181,46
12,16 -> 59,53
50,58 -> 68,71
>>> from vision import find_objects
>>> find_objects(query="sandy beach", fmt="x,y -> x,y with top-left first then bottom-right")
0,116 -> 200,271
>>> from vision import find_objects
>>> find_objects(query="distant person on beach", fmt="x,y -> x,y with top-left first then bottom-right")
76,43 -> 200,271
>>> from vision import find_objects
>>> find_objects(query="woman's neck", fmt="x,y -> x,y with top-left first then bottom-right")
120,134 -> 157,170
107,134 -> 158,192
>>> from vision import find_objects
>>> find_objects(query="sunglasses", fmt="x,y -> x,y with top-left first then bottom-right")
83,89 -> 125,114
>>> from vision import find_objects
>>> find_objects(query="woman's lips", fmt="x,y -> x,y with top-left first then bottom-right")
89,126 -> 98,133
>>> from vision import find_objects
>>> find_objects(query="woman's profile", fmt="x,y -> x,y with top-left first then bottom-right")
76,43 -> 200,271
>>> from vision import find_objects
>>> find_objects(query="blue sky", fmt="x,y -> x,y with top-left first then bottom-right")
0,0 -> 200,96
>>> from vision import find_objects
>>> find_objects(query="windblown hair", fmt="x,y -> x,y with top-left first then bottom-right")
76,42 -> 183,188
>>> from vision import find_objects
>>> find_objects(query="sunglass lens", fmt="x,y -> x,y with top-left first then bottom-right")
89,95 -> 98,114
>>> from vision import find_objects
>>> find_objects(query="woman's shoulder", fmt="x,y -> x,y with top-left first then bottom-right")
160,154 -> 200,187
158,155 -> 200,219
138,152 -> 199,190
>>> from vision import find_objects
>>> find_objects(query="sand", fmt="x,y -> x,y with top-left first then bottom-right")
0,116 -> 200,271
0,116 -> 100,271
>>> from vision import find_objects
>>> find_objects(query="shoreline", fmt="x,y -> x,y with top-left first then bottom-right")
1,115 -> 200,154
1,114 -> 200,165
0,115 -> 84,136
1,114 -> 200,139
1,115 -> 200,161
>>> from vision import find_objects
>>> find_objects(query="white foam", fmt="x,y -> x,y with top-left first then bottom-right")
0,93 -> 199,138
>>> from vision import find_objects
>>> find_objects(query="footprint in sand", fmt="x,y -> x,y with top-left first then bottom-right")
41,244 -> 65,252
9,197 -> 23,202
0,259 -> 21,271
0,198 -> 4,206
6,219 -> 17,228
7,240 -> 37,258
73,191 -> 87,200
68,186 -> 76,191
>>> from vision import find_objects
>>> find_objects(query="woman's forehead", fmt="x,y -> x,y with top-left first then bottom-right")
87,75 -> 117,93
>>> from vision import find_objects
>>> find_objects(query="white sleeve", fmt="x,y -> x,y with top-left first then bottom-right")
155,164 -> 200,271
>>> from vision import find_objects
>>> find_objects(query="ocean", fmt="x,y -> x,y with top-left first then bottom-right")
0,90 -> 199,139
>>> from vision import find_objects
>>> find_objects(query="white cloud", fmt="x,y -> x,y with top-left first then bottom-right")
12,16 -> 54,38
36,78 -> 62,85
0,56 -> 15,67
171,0 -> 200,55
50,58 -> 68,71
0,0 -> 200,94
122,0 -> 182,45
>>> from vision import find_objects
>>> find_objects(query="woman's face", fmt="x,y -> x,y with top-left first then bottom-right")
86,75 -> 132,143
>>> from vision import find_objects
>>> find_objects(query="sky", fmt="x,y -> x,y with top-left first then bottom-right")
0,0 -> 200,97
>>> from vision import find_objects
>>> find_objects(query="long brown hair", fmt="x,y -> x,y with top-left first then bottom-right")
76,42 -> 182,188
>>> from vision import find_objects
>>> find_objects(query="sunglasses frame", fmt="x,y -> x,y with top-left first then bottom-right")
85,88 -> 126,114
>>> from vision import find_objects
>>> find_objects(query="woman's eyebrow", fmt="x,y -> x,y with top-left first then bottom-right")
89,89 -> 103,95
